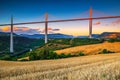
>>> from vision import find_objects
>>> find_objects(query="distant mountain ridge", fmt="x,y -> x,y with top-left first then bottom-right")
0,32 -> 17,36
99,32 -> 120,38
19,32 -> 120,39
0,32 -> 120,39
76,34 -> 100,38
19,33 -> 74,39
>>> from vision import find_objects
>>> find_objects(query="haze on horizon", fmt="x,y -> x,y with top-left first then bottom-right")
0,0 -> 120,36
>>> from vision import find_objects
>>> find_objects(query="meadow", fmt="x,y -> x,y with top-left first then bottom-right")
0,53 -> 120,80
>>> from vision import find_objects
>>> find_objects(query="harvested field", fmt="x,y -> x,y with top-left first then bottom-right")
0,53 -> 120,80
55,42 -> 120,55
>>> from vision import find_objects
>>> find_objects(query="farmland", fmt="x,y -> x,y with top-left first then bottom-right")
55,42 -> 120,55
0,53 -> 120,80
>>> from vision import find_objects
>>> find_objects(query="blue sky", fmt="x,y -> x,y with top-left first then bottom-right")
0,0 -> 120,36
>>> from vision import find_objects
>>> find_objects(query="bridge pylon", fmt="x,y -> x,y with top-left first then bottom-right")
45,13 -> 48,44
89,7 -> 92,38
10,15 -> 14,53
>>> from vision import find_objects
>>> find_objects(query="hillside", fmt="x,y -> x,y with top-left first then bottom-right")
41,38 -> 104,50
55,42 -> 120,55
100,32 -> 120,38
0,53 -> 120,80
0,33 -> 44,53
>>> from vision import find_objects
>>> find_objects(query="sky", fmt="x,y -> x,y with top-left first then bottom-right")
0,0 -> 120,36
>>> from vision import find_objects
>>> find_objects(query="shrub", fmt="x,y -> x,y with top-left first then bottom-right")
0,54 -> 11,60
99,49 -> 115,54
79,52 -> 85,56
29,50 -> 80,60
28,49 -> 88,60
66,53 -> 73,57
29,49 -> 60,60
107,38 -> 120,43
59,53 -> 67,58
107,39 -> 115,42
47,51 -> 59,59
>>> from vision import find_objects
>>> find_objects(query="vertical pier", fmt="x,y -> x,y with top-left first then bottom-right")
10,15 -> 14,53
89,7 -> 92,38
45,13 -> 48,44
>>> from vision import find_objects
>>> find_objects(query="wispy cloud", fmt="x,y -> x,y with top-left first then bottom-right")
0,26 -> 60,34
112,19 -> 120,24
106,19 -> 120,26
94,21 -> 101,25
41,27 -> 60,33
0,26 -> 41,34
0,26 -> 31,32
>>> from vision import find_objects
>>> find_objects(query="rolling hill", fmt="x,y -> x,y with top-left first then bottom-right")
55,42 -> 120,55
0,32 -> 44,53
99,32 -> 120,38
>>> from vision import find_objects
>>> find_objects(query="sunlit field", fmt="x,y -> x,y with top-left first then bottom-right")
55,42 -> 120,55
0,53 -> 120,80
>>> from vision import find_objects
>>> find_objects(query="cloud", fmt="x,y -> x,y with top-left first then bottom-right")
16,29 -> 40,35
0,26 -> 31,32
52,29 -> 60,31
41,27 -> 60,33
0,26 -> 41,35
14,27 -> 30,31
112,19 -> 120,24
0,26 -> 60,34
106,19 -> 120,26
0,26 -> 10,32
48,27 -> 52,30
94,21 -> 101,25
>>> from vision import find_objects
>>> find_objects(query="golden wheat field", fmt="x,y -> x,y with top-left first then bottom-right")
0,53 -> 120,80
55,42 -> 120,55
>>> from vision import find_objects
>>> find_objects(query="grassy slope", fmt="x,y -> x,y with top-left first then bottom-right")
0,36 -> 44,60
55,42 -> 120,55
38,38 -> 104,51
0,53 -> 120,80
0,36 -> 44,53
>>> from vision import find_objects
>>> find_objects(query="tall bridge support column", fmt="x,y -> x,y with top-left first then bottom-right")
89,7 -> 92,38
10,15 -> 14,53
45,13 -> 48,44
